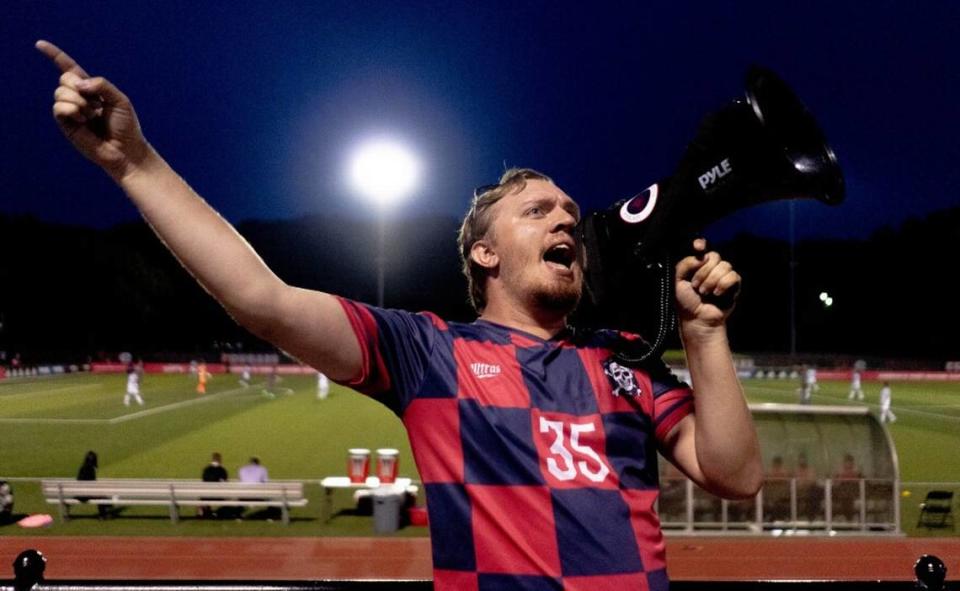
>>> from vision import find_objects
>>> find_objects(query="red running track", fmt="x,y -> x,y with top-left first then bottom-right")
1,537 -> 958,581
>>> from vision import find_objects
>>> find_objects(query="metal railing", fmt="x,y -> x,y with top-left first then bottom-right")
6,476 -> 958,535
1,549 -> 951,591
658,476 -> 901,534
0,582 -> 943,591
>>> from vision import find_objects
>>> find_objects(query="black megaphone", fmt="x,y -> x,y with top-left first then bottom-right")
575,66 -> 844,364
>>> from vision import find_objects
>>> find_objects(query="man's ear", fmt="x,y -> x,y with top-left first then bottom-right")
470,240 -> 499,270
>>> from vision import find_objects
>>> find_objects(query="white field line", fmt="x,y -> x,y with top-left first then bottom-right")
0,373 -> 77,386
909,403 -> 960,409
746,384 -> 960,422
107,384 -> 264,423
0,383 -> 264,425
0,417 -> 104,425
0,382 -> 104,400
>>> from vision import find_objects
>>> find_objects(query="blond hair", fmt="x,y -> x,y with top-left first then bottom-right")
457,167 -> 553,312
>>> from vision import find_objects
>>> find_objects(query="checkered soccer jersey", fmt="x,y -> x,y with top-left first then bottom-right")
337,298 -> 694,591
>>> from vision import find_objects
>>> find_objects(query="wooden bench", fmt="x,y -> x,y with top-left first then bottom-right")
41,478 -> 308,525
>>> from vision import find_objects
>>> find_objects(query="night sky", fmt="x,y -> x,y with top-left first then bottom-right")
3,1 -> 958,241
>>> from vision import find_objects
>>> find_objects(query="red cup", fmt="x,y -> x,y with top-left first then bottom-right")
376,448 -> 399,484
408,506 -> 429,526
348,448 -> 370,483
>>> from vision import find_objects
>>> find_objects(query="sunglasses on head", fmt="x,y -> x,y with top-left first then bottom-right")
473,183 -> 499,198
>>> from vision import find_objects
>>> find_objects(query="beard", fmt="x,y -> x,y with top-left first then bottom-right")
531,278 -> 582,315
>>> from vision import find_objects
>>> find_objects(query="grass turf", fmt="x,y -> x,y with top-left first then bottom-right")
1,372 -> 958,537
0,372 -> 417,536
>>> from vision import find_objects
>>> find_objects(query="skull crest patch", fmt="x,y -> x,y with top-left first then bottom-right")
603,358 -> 641,398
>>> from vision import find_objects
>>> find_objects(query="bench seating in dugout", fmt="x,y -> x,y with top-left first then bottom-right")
41,478 -> 307,524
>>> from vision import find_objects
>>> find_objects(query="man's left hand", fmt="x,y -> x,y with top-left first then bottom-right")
674,238 -> 741,332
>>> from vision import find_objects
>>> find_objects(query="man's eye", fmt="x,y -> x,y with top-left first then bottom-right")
526,207 -> 542,216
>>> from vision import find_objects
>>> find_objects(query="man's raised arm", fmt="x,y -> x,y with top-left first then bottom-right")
36,40 -> 361,381
660,239 -> 763,499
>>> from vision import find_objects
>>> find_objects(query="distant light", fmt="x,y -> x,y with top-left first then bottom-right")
819,292 -> 833,308
349,139 -> 420,206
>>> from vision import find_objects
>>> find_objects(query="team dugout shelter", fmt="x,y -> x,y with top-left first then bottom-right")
658,404 -> 899,534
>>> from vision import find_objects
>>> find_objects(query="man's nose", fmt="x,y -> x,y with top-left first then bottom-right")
551,209 -> 577,232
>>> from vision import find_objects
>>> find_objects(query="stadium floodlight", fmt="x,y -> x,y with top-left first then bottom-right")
349,139 -> 420,207
348,138 -> 421,307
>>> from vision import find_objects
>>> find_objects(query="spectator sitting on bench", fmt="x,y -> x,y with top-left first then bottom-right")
198,452 -> 228,519
795,452 -> 822,521
237,456 -> 275,519
238,456 -> 268,483
764,455 -> 791,521
833,453 -> 863,522
77,450 -> 111,519
0,480 -> 14,525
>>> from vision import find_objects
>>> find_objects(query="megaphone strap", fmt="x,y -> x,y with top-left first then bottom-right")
614,256 -> 676,367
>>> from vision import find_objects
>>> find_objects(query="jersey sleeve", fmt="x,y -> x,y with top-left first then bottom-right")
647,358 -> 694,443
336,297 -> 437,415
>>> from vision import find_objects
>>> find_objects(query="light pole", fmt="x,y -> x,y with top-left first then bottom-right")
349,138 -> 420,307
789,200 -> 797,357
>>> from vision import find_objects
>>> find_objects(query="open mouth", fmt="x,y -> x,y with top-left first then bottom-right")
543,243 -> 576,270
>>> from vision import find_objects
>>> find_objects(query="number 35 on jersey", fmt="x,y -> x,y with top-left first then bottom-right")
534,413 -> 615,488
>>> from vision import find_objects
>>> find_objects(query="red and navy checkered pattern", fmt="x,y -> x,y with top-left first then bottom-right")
338,298 -> 693,591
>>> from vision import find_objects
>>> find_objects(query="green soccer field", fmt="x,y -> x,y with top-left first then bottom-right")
0,372 -> 418,537
1,372 -> 958,537
742,377 -> 960,483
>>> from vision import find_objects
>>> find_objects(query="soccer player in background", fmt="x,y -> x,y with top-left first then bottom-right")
239,364 -> 252,387
196,362 -> 211,394
38,41 -> 762,590
124,360 -> 144,406
879,381 -> 896,423
317,371 -> 330,400
262,366 -> 280,399
848,369 -> 864,401
799,365 -> 818,404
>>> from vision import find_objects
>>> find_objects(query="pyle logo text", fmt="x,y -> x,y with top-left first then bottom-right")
698,158 -> 733,189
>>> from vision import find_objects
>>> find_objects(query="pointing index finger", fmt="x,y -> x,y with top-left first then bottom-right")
35,39 -> 90,78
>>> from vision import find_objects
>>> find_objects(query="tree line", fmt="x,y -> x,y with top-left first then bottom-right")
1,205 -> 956,364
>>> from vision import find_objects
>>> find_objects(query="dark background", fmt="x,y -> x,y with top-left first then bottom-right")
1,2 -> 958,363
2,205 -> 957,363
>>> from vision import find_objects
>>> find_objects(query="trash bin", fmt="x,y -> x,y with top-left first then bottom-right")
372,487 -> 403,533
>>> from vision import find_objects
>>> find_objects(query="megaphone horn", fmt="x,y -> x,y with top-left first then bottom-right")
575,66 -> 844,361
